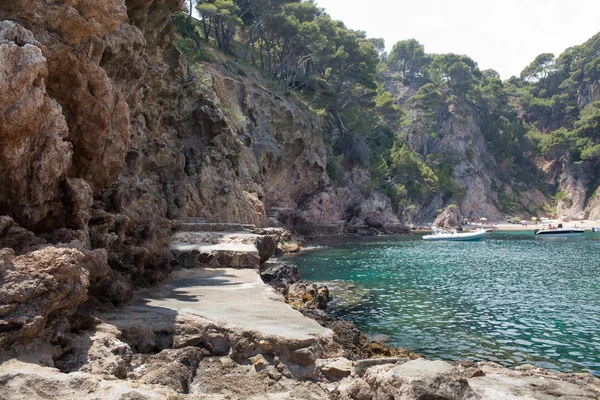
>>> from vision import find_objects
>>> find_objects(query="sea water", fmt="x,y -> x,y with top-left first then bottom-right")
290,231 -> 600,375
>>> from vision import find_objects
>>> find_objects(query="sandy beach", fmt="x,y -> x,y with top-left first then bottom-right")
477,221 -> 596,231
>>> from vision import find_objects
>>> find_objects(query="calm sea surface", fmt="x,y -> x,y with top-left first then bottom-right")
289,231 -> 600,375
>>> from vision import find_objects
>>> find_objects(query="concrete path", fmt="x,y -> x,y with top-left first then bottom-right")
106,268 -> 331,343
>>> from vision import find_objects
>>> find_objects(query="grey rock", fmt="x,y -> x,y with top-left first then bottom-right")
354,357 -> 409,377
290,347 -> 317,368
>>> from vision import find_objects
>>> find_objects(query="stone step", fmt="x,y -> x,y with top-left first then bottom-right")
312,221 -> 346,235
183,217 -> 206,223
267,217 -> 282,228
171,242 -> 261,269
266,207 -> 294,228
170,231 -> 276,269
175,222 -> 256,233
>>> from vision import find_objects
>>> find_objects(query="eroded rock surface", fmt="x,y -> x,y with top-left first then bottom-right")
0,21 -> 72,229
0,247 -> 89,347
170,230 -> 278,269
99,268 -> 340,379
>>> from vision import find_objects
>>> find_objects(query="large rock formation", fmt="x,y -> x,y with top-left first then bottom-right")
0,0 -> 411,324
0,247 -> 89,347
0,21 -> 72,229
0,0 -> 333,308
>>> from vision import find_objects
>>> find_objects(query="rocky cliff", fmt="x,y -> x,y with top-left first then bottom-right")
381,72 -> 553,225
0,0 -> 403,319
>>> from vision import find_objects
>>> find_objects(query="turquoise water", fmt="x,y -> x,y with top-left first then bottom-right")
290,231 -> 600,375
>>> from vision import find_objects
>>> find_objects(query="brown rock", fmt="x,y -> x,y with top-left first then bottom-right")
289,347 -> 316,368
250,354 -> 269,371
255,234 -> 277,263
0,216 -> 15,236
134,347 -> 205,393
319,358 -> 353,379
0,21 -> 72,229
0,247 -> 89,347
0,247 -> 14,277
260,263 -> 301,291
287,280 -> 331,310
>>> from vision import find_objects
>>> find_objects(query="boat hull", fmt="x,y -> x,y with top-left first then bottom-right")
535,229 -> 584,238
423,231 -> 486,242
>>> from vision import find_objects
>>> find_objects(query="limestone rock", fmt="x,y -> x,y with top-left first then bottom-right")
470,362 -> 600,399
337,376 -> 374,400
556,160 -> 590,220
0,247 -> 89,347
354,358 -> 409,378
132,347 -> 206,393
434,206 -> 460,229
0,359 -> 179,400
319,357 -> 353,379
250,354 -> 269,371
364,359 -> 475,400
585,188 -> 600,221
0,21 -> 72,229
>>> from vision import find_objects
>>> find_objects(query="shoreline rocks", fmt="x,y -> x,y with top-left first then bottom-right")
1,251 -> 600,399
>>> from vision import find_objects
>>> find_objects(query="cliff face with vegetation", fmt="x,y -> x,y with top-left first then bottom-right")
1,0 -> 599,312
0,0 -> 401,316
1,0 -> 599,305
2,1 -> 600,398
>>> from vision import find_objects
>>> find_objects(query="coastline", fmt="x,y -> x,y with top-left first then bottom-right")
469,222 -> 595,231
2,230 -> 600,399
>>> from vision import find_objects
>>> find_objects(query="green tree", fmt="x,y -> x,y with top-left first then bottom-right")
520,53 -> 556,82
388,39 -> 428,81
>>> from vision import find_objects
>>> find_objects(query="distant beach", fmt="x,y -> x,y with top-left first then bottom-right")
478,221 -> 594,231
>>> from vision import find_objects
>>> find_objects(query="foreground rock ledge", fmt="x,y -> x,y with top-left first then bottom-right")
98,268 -> 339,378
2,266 -> 600,399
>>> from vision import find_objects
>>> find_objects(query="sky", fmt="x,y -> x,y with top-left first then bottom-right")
314,0 -> 600,79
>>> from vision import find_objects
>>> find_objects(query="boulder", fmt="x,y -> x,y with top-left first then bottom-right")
289,347 -> 317,368
337,377 -> 373,400
319,358 -> 353,379
255,234 -> 277,263
364,359 -> 475,400
259,263 -> 301,291
0,247 -> 89,347
287,280 -> 331,310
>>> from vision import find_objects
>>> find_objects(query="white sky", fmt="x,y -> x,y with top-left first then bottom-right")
315,0 -> 600,79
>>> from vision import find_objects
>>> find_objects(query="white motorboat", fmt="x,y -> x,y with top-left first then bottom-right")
534,224 -> 584,238
423,227 -> 486,242
592,227 -> 600,233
